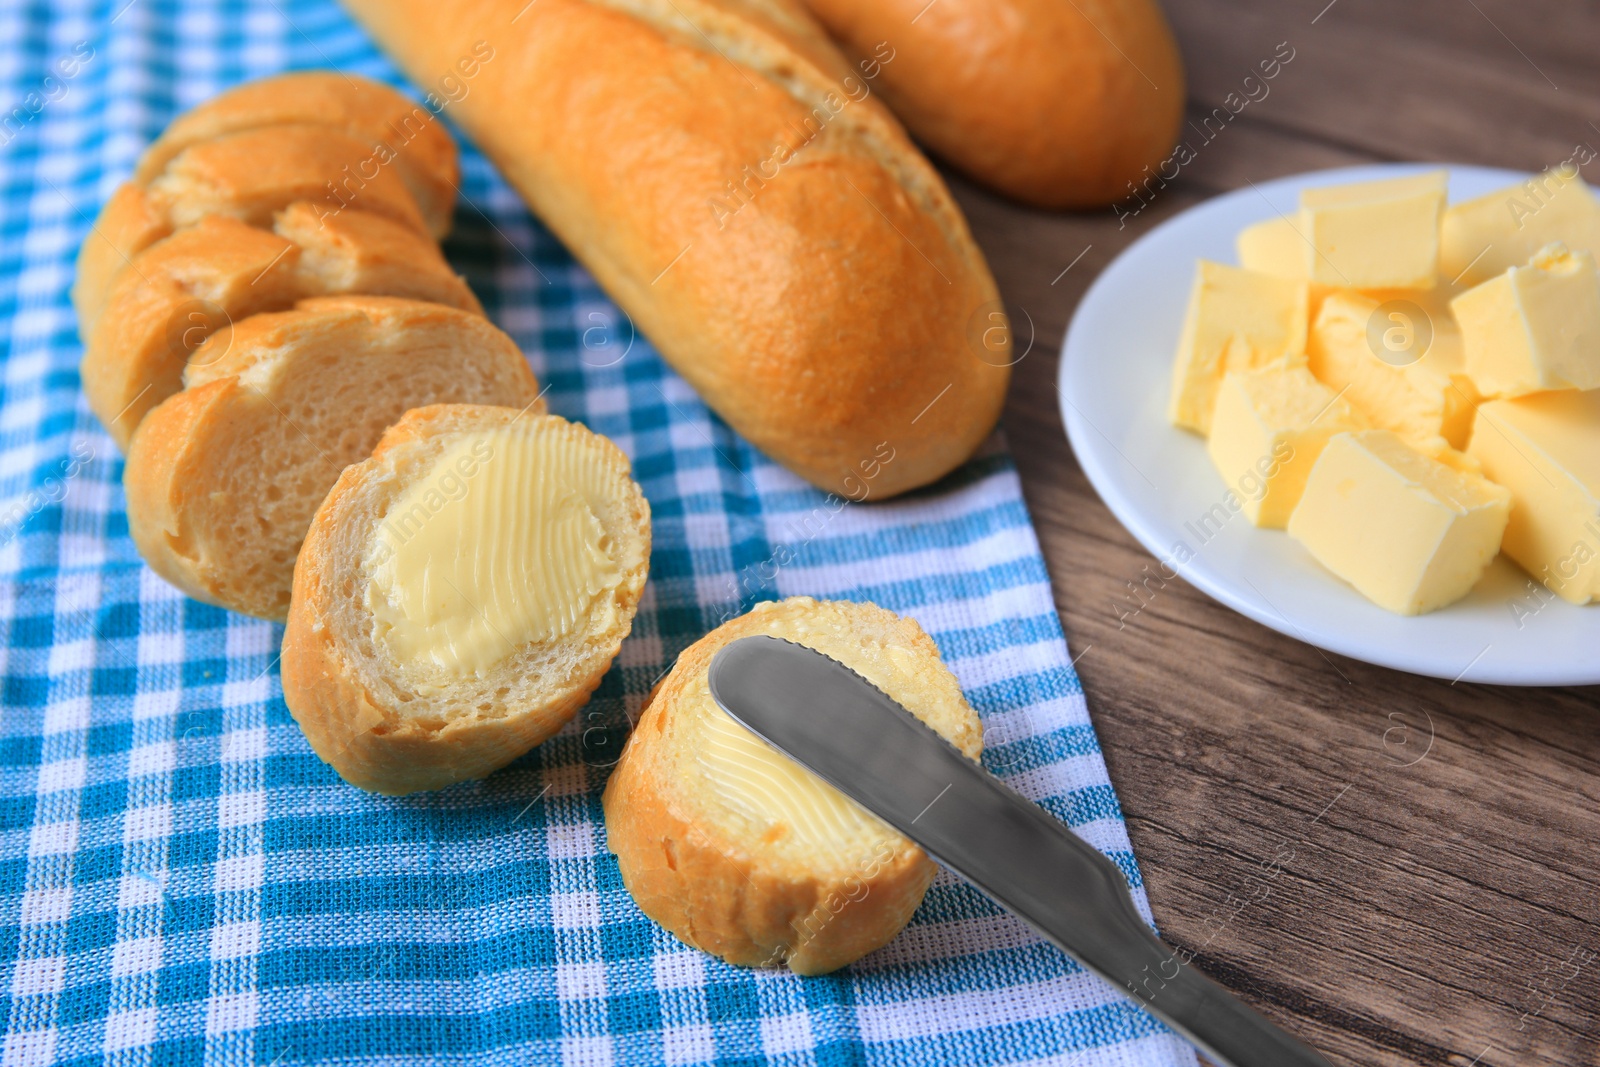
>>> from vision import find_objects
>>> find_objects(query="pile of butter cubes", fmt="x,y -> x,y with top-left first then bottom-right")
1169,168 -> 1600,616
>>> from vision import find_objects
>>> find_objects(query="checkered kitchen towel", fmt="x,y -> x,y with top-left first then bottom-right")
0,1 -> 1198,1064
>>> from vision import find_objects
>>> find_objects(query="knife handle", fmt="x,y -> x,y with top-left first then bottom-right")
1059,850 -> 1333,1067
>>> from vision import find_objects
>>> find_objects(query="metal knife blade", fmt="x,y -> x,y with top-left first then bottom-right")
707,635 -> 1332,1067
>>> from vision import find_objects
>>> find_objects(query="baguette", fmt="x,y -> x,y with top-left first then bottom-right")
132,70 -> 458,237
76,126 -> 432,332
802,0 -> 1186,209
281,404 -> 651,795
84,206 -> 481,449
76,73 -> 493,451
603,597 -> 981,975
124,296 -> 541,621
339,0 -> 1012,498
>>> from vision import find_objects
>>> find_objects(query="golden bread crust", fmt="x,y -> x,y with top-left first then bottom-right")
340,0 -> 1012,497
74,183 -> 173,334
122,376 -> 242,614
602,596 -> 982,974
803,0 -> 1186,208
280,405 -> 652,795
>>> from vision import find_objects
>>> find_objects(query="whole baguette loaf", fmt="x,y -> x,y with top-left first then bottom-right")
803,0 -> 1185,209
340,0 -> 1012,498
282,404 -> 651,795
603,596 -> 982,974
124,297 -> 542,620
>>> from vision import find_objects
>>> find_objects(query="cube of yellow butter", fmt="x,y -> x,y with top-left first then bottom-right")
1207,364 -> 1365,528
1468,390 -> 1600,604
1168,261 -> 1309,435
1451,243 -> 1600,398
1236,216 -> 1341,312
1299,171 -> 1447,289
1237,216 -> 1307,277
1441,166 -> 1600,287
1308,290 -> 1480,450
1287,430 -> 1511,615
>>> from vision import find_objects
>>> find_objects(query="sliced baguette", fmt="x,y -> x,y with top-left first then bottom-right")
603,596 -> 982,975
281,404 -> 651,795
84,206 -> 482,448
123,296 -> 540,620
76,124 -> 434,330
133,71 -> 459,237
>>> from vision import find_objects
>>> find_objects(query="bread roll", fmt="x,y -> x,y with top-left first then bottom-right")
83,206 -> 481,449
603,597 -> 981,975
802,0 -> 1185,209
123,296 -> 541,621
339,0 -> 1012,498
281,404 -> 651,795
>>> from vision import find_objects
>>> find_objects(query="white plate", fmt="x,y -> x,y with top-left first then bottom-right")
1059,164 -> 1600,687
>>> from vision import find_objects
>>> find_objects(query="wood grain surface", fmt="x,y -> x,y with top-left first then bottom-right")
944,1 -> 1600,1064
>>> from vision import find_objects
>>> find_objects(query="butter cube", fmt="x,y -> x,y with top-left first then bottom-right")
1168,261 -> 1309,435
1237,216 -> 1307,277
1287,430 -> 1511,615
1441,166 -> 1600,287
1236,216 -> 1340,313
1468,390 -> 1600,604
1299,172 -> 1447,289
1308,290 -> 1480,450
1207,364 -> 1365,528
1451,243 -> 1600,398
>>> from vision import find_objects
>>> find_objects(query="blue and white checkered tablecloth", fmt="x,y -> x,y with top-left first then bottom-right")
0,2 -> 1198,1064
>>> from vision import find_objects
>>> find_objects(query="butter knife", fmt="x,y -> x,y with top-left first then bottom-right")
708,635 -> 1332,1067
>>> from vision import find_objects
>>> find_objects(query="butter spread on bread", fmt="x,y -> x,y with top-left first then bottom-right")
123,297 -> 542,621
366,424 -> 624,674
339,0 -> 1011,498
603,597 -> 981,975
281,405 -> 651,795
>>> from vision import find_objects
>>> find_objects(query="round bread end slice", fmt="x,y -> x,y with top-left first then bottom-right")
282,405 -> 651,796
603,597 -> 981,975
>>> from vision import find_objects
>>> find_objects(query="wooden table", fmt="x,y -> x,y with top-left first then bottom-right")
944,2 -> 1600,1063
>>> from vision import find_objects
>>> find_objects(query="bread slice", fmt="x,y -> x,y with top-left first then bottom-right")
75,124 -> 434,329
603,597 -> 982,975
280,404 -> 651,795
83,206 -> 482,448
123,296 -> 541,620
133,71 -> 459,238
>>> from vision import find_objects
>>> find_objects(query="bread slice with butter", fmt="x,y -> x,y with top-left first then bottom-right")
123,296 -> 541,621
603,597 -> 982,975
280,404 -> 651,795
